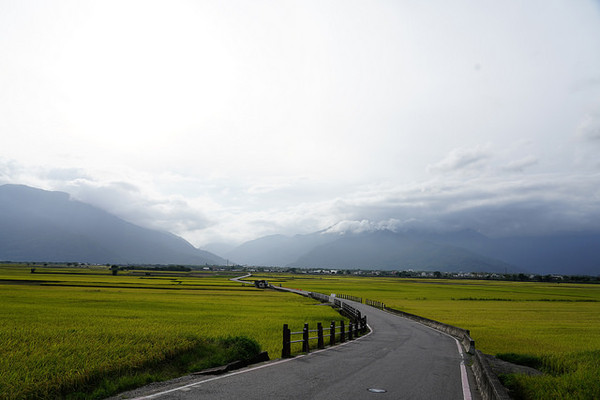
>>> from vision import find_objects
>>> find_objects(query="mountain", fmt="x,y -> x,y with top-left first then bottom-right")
227,227 -> 600,275
289,230 -> 512,272
0,184 -> 226,265
226,233 -> 334,267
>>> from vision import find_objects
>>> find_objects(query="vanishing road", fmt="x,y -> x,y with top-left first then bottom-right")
120,290 -> 479,400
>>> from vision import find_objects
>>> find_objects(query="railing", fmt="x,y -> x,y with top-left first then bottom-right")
282,316 -> 367,358
309,292 -> 330,303
365,298 -> 385,309
336,293 -> 362,303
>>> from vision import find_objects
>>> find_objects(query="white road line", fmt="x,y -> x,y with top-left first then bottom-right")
455,338 -> 473,400
131,324 -> 374,399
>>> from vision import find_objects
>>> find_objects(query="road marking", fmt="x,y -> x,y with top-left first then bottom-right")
131,324 -> 374,399
455,339 -> 473,400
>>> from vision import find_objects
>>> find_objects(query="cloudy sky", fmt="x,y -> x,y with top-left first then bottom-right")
2,0 -> 600,250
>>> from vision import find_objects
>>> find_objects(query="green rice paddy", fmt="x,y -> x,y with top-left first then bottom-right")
2,265 -> 599,399
0,265 -> 344,399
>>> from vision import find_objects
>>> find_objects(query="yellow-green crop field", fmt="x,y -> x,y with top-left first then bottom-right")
261,273 -> 600,399
3,265 -> 600,400
0,265 -> 346,399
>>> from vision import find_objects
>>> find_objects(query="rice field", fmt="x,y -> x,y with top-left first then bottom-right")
0,265 -> 345,399
4,265 -> 599,399
261,274 -> 600,399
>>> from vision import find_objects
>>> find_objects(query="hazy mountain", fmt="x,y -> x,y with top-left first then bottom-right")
225,232 -> 335,267
0,184 -> 226,265
228,227 -> 600,275
288,230 -> 513,272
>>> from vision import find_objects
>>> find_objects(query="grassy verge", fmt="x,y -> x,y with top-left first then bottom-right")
61,336 -> 260,400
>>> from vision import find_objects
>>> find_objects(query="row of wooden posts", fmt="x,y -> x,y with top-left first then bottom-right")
282,317 -> 368,358
365,298 -> 386,309
336,293 -> 363,303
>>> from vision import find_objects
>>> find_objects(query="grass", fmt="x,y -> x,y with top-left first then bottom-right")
0,265 -> 346,399
260,273 -> 600,399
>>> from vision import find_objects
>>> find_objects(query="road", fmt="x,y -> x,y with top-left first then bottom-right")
121,289 -> 479,400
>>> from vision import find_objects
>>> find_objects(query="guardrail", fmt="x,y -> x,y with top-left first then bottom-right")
336,293 -> 362,303
281,294 -> 368,358
382,305 -> 475,354
365,298 -> 385,309
282,317 -> 367,358
308,292 -> 330,303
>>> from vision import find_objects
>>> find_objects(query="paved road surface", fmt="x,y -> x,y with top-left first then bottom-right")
122,292 -> 478,400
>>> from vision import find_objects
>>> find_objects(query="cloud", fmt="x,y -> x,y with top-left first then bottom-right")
60,179 -> 212,234
2,1 -> 600,248
577,113 -> 600,142
324,173 -> 600,238
502,155 -> 538,173
427,145 -> 491,174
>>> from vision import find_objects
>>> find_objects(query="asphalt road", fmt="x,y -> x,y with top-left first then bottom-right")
122,292 -> 479,400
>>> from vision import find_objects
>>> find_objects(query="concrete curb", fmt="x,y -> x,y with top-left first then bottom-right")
472,350 -> 513,400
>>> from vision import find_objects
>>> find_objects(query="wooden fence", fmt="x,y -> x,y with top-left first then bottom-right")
282,317 -> 368,358
365,298 -> 385,309
336,293 -> 363,303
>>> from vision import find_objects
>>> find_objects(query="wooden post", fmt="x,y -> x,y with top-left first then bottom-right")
330,321 -> 336,346
340,320 -> 345,343
348,321 -> 353,340
282,324 -> 291,358
302,323 -> 309,353
317,322 -> 324,349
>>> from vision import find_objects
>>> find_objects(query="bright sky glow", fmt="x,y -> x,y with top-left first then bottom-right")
2,0 -> 600,249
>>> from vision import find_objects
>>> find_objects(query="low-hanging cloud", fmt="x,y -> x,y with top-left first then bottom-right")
324,172 -> 600,238
58,179 -> 213,234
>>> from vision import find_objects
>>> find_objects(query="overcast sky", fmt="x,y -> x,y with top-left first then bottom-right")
2,0 -> 600,249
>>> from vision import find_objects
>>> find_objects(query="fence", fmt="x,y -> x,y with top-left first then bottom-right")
282,317 -> 368,358
365,298 -> 385,309
336,293 -> 362,303
282,295 -> 368,358
308,292 -> 330,303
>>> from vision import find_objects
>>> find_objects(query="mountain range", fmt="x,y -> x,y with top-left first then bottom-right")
2,184 -> 599,275
0,184 -> 225,265
223,227 -> 600,275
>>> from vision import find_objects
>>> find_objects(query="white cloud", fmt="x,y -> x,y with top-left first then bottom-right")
502,155 -> 539,173
2,1 -> 600,247
427,145 -> 492,174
